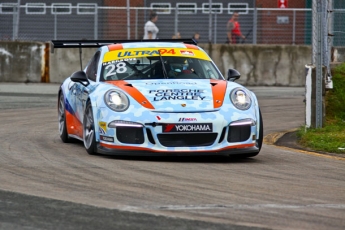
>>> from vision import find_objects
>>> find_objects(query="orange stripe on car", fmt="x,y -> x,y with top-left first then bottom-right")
108,44 -> 123,51
100,142 -> 255,152
108,80 -> 155,109
65,110 -> 83,137
210,79 -> 227,108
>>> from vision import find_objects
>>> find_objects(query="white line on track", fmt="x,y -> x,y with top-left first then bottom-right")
121,203 -> 345,211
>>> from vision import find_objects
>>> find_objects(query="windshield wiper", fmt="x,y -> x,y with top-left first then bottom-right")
157,50 -> 168,79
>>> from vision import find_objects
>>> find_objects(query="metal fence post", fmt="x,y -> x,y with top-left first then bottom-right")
135,8 -> 138,39
292,9 -> 296,45
316,9 -> 323,128
174,8 -> 178,38
13,0 -> 21,40
208,0 -> 212,43
127,0 -> 130,39
325,0 -> 334,90
214,14 -> 217,43
54,14 -> 57,40
94,6 -> 98,39
253,7 -> 257,44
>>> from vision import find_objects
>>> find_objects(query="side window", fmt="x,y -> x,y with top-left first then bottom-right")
85,51 -> 100,81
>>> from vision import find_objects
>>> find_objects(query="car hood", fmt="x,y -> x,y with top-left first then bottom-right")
109,79 -> 228,112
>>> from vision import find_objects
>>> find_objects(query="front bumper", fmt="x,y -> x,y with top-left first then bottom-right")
95,111 -> 260,156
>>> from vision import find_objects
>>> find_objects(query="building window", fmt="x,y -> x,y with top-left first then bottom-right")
0,3 -> 18,14
77,3 -> 97,15
177,3 -> 197,14
150,3 -> 171,14
26,3 -> 46,15
228,3 -> 249,14
51,3 -> 72,15
202,3 -> 222,14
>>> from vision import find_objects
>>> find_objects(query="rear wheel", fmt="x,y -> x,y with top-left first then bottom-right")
83,102 -> 97,155
58,92 -> 69,143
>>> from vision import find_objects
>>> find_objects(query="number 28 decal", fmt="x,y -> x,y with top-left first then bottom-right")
105,62 -> 127,78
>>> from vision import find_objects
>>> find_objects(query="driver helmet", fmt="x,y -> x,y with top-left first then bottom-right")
170,59 -> 189,74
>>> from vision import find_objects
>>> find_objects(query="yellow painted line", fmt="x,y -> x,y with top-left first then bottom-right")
264,129 -> 345,161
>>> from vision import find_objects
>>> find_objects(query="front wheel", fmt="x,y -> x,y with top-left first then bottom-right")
256,108 -> 264,151
83,102 -> 97,155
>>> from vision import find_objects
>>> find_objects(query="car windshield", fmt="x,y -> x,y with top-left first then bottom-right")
100,49 -> 223,81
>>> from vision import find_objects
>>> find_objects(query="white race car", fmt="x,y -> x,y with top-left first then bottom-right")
53,39 -> 263,157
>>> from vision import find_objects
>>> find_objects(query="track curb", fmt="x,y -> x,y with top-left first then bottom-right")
263,129 -> 345,161
263,128 -> 298,145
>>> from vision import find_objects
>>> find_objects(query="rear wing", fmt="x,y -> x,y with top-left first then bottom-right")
51,39 -> 198,71
50,38 -> 198,53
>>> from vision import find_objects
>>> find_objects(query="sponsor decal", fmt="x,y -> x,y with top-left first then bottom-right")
103,48 -> 211,63
98,127 -> 105,135
100,135 -> 114,142
103,58 -> 136,66
99,121 -> 107,133
149,89 -> 206,101
117,49 -> 175,57
180,50 -> 194,56
146,82 -> 197,85
178,118 -> 197,122
163,123 -> 212,133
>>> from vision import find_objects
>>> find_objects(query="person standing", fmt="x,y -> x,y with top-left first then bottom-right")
226,12 -> 245,44
143,11 -> 159,39
192,32 -> 200,43
172,32 -> 181,39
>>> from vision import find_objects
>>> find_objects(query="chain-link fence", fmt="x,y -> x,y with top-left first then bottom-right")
333,9 -> 345,47
0,4 -> 344,46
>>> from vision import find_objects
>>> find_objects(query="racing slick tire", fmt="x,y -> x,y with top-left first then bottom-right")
256,108 -> 264,151
58,92 -> 70,143
83,101 -> 97,155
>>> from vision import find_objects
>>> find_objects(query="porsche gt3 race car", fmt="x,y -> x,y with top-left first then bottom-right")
53,39 -> 263,157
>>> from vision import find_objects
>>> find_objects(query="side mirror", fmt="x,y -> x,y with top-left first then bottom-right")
227,69 -> 241,82
70,71 -> 89,86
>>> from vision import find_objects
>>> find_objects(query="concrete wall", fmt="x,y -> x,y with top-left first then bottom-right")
0,41 -> 46,82
200,44 -> 312,86
1,41 -> 343,85
49,46 -> 95,82
333,46 -> 345,64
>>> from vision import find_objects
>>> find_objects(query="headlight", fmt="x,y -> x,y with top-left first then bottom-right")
104,90 -> 129,112
230,88 -> 252,110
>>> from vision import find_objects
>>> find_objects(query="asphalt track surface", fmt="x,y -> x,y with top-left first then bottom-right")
0,83 -> 344,230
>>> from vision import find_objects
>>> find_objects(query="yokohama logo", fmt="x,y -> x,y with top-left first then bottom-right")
163,123 -> 212,133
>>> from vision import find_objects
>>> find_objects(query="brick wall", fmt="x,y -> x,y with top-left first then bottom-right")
255,0 -> 307,44
256,0 -> 305,8
103,0 -> 145,39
